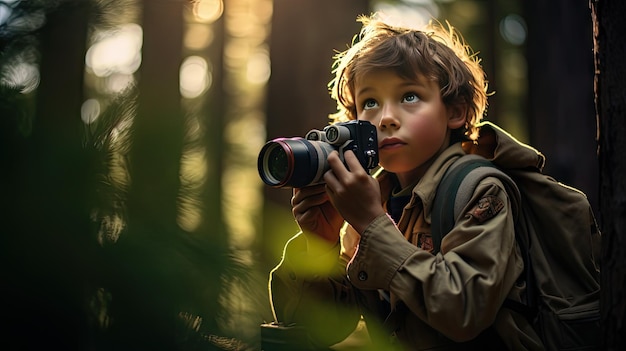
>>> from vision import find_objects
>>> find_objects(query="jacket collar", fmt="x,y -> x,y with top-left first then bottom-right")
375,143 -> 466,225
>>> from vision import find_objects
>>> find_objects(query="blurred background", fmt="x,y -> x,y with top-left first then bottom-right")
0,0 -> 597,349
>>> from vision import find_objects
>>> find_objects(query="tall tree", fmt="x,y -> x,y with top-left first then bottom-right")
591,0 -> 626,349
3,0 -> 94,348
108,0 -> 187,348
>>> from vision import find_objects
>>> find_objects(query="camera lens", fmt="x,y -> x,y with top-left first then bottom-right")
266,146 -> 288,181
257,138 -> 334,188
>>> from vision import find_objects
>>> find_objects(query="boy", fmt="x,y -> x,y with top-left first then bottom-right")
268,13 -> 544,350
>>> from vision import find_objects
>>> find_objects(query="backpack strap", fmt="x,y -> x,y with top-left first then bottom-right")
431,154 -> 520,253
431,154 -> 535,319
431,155 -> 487,252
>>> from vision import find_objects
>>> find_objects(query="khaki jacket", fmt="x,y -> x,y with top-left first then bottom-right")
270,133 -> 545,350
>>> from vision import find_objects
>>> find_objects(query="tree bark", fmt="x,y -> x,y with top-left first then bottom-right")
14,1 -> 92,348
114,0 -> 186,348
591,0 -> 626,349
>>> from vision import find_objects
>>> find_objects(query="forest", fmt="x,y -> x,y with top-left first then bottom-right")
0,0 -> 624,350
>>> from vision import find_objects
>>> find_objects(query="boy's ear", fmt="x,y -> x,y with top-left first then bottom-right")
447,104 -> 466,129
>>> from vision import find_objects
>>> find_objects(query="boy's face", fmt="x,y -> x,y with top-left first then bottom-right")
354,69 -> 462,186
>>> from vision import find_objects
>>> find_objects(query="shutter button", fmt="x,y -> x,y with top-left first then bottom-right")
358,271 -> 368,281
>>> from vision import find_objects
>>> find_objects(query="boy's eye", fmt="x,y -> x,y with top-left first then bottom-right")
363,99 -> 378,110
402,93 -> 419,103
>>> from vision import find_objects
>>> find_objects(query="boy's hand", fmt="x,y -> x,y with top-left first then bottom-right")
324,150 -> 385,234
292,184 -> 344,243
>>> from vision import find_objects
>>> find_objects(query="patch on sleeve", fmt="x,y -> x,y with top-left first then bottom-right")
417,233 -> 434,253
467,195 -> 504,223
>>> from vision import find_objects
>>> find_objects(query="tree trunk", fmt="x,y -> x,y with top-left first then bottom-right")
113,0 -> 186,348
12,1 -> 93,348
591,0 -> 626,349
129,1 -> 185,227
195,2 -> 229,335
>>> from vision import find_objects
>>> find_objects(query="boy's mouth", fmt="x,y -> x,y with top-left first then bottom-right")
379,137 -> 405,150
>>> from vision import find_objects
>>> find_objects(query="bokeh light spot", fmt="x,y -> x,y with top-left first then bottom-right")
85,23 -> 143,77
0,4 -> 10,26
500,14 -> 527,46
193,0 -> 223,23
81,98 -> 101,125
104,73 -> 135,94
180,55 -> 211,99
246,51 -> 270,84
184,23 -> 214,50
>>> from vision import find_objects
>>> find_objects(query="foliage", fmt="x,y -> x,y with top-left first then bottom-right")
1,1 -> 262,349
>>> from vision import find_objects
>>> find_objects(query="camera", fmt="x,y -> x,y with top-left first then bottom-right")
257,120 -> 378,188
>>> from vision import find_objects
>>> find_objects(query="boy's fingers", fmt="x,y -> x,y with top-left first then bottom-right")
292,184 -> 327,205
327,150 -> 365,181
343,150 -> 363,172
327,151 -> 347,173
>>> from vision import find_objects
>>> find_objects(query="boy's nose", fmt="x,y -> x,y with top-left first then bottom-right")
379,111 -> 400,130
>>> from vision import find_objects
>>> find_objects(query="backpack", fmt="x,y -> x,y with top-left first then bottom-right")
431,121 -> 602,350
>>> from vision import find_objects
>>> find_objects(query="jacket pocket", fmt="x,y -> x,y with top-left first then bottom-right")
537,300 -> 600,350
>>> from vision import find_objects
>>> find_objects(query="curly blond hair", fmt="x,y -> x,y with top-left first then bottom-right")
328,14 -> 489,141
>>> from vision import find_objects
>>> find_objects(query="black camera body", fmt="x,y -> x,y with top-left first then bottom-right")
257,120 -> 378,188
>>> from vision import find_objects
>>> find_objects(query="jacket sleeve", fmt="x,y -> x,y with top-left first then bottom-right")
269,232 -> 362,347
346,176 -> 523,342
